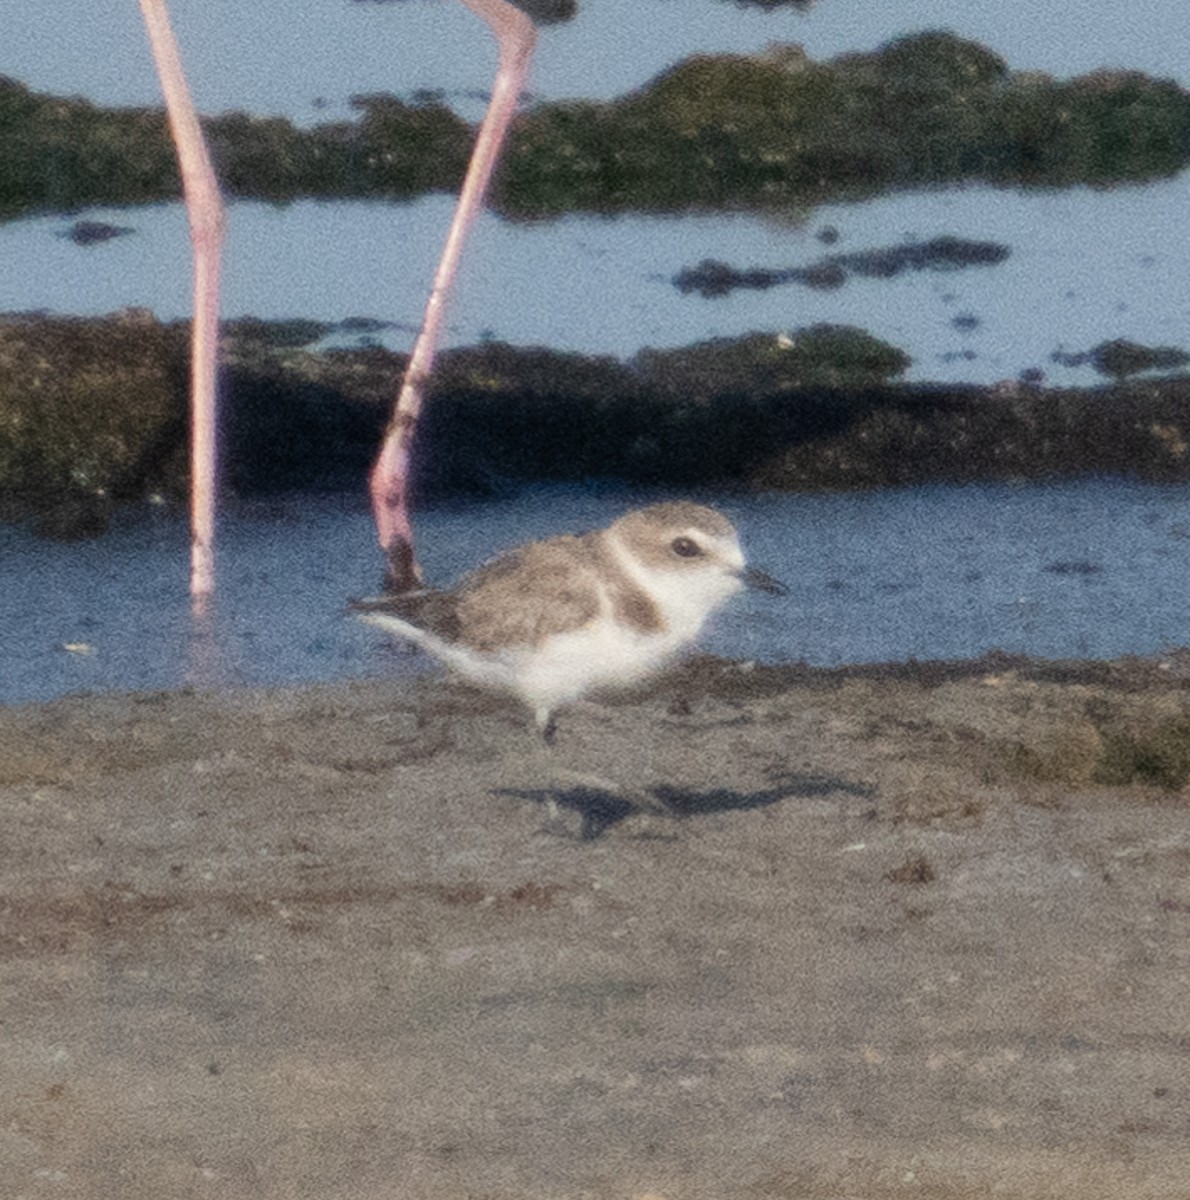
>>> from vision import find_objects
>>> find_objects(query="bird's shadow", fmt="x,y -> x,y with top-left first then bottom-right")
494,772 -> 873,841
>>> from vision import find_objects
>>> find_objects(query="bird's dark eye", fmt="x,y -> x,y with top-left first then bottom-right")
671,536 -> 702,558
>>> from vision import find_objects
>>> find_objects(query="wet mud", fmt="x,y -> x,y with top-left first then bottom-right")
2,654 -> 1189,1197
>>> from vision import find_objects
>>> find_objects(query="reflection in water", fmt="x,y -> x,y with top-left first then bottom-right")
186,594 -> 233,692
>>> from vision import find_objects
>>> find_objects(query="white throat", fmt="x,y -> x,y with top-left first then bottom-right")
606,529 -> 743,645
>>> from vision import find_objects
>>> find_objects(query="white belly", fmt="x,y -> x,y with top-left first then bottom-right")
503,615 -> 687,713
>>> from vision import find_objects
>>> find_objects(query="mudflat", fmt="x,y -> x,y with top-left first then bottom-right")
2,656 -> 1188,1199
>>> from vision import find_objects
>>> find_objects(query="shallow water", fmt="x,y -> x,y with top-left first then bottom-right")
10,0 -> 1188,125
6,1 -> 1190,391
5,177 -> 1190,386
4,478 -> 1190,706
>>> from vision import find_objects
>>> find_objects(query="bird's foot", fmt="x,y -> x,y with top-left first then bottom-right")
534,794 -> 578,838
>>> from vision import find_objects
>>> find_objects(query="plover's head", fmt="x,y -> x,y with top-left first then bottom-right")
608,502 -> 786,629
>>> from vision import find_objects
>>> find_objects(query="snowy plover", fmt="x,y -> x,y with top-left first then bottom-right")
351,501 -> 786,741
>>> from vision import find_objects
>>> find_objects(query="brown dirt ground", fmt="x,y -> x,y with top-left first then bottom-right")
2,655 -> 1189,1199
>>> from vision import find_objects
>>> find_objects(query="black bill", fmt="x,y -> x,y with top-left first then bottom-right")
740,566 -> 788,595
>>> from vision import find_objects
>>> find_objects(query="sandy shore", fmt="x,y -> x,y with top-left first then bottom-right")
2,656 -> 1189,1198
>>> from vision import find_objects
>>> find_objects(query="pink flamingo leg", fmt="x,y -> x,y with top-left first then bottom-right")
139,0 -> 227,612
370,0 -> 537,593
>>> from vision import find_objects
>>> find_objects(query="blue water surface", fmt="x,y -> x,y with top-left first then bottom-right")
3,179 -> 1189,387
7,0 -> 1187,125
3,479 -> 1189,706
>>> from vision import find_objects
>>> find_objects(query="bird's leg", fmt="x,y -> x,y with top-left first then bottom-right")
526,706 -> 565,823
369,0 -> 537,592
525,707 -> 674,829
535,705 -> 558,746
138,0 -> 226,615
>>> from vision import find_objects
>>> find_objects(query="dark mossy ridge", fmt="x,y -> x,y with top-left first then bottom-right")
674,235 -> 1011,298
1053,339 -> 1190,379
4,311 -> 1190,539
4,30 -> 1190,221
683,648 -> 1190,794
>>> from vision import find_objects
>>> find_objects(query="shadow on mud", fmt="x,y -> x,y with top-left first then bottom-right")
497,771 -> 873,840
